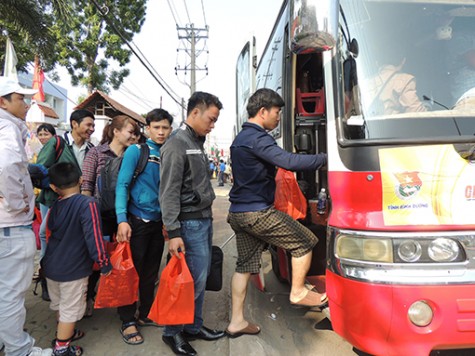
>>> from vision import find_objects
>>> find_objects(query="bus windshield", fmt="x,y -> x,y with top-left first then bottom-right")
339,0 -> 475,142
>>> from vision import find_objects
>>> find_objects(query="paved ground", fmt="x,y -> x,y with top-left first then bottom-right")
9,179 -> 355,356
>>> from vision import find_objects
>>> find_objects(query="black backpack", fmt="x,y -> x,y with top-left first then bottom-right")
97,143 -> 150,218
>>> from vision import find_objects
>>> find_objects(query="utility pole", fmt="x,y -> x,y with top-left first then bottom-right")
175,24 -> 209,96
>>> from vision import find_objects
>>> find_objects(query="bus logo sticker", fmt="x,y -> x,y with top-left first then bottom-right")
393,172 -> 422,199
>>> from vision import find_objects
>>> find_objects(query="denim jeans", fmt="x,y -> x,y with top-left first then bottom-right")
0,226 -> 37,356
163,218 -> 212,336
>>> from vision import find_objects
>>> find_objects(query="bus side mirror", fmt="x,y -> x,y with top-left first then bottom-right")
290,0 -> 339,54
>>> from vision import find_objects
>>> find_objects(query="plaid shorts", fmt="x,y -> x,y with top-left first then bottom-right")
227,207 -> 318,274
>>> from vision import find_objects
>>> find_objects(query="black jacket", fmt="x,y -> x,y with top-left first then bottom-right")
159,124 -> 215,238
229,122 -> 326,213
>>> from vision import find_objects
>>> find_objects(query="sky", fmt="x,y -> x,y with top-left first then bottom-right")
56,0 -> 283,149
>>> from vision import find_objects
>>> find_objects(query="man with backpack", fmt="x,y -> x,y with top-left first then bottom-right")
115,108 -> 173,345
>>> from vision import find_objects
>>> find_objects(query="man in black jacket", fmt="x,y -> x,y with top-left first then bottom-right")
159,92 -> 225,356
226,88 -> 327,338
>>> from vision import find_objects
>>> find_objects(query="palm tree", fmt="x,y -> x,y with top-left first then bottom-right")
0,0 -> 71,73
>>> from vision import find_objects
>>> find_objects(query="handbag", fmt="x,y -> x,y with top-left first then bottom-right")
94,243 -> 139,308
148,252 -> 194,325
206,245 -> 224,291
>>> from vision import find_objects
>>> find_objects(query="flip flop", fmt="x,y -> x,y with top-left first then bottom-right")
290,290 -> 328,307
225,322 -> 261,338
71,329 -> 85,341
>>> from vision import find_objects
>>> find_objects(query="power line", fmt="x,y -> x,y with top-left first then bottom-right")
167,0 -> 182,26
200,0 -> 208,27
182,0 -> 192,25
117,86 -> 153,112
129,39 -> 181,99
90,0 -> 184,109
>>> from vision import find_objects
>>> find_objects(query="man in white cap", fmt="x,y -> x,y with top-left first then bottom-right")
0,76 -> 52,355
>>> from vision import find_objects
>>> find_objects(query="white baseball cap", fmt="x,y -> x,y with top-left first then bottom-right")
0,76 -> 38,97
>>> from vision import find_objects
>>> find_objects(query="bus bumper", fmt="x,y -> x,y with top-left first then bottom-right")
327,269 -> 475,355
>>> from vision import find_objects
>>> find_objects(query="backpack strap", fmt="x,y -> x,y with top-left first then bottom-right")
54,136 -> 66,162
85,141 -> 95,155
132,143 -> 150,180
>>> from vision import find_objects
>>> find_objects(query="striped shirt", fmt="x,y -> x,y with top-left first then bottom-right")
81,143 -> 117,198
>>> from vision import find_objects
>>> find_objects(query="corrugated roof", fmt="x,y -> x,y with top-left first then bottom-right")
38,103 -> 59,119
74,90 -> 146,125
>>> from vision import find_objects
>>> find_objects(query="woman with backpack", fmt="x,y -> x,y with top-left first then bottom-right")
80,115 -> 140,317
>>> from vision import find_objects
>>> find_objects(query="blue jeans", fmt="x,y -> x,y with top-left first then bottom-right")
0,226 -> 37,356
163,218 -> 212,336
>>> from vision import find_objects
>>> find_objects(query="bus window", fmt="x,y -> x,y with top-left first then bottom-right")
338,0 -> 475,142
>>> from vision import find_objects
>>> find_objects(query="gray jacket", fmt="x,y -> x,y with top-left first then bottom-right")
159,123 -> 215,238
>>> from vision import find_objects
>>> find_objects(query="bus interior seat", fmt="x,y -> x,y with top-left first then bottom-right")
296,87 -> 325,116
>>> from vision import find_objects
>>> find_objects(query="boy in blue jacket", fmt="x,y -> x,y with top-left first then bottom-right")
115,108 -> 173,345
42,162 -> 112,356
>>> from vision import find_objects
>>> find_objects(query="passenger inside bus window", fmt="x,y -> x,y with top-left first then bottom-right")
447,29 -> 475,110
365,48 -> 427,116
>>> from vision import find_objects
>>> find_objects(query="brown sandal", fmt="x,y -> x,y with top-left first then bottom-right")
290,290 -> 328,307
225,322 -> 261,338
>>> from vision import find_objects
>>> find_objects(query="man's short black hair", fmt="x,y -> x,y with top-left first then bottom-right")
246,88 -> 285,118
48,162 -> 80,189
70,109 -> 95,126
1,93 -> 13,101
146,108 -> 174,126
187,91 -> 223,116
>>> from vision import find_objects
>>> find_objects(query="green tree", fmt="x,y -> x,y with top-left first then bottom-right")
53,0 -> 147,94
0,0 -> 71,73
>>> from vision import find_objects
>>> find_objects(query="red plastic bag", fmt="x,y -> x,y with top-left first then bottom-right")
94,243 -> 139,309
274,168 -> 308,220
148,252 -> 194,325
32,206 -> 42,250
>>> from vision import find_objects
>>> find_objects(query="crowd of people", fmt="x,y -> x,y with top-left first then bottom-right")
0,75 -> 327,356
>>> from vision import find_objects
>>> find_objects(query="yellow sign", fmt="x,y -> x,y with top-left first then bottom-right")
380,145 -> 475,226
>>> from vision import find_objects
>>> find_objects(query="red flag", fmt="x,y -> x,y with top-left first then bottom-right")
32,56 -> 45,102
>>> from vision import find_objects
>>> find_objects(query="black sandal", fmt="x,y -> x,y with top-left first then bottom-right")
120,321 -> 144,345
51,329 -> 85,348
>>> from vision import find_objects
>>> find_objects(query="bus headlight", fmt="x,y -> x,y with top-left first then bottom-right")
428,238 -> 460,262
336,236 -> 393,263
397,240 -> 422,262
408,301 -> 433,327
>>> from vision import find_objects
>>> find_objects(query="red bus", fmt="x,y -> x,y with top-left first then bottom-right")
236,1 -> 475,354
